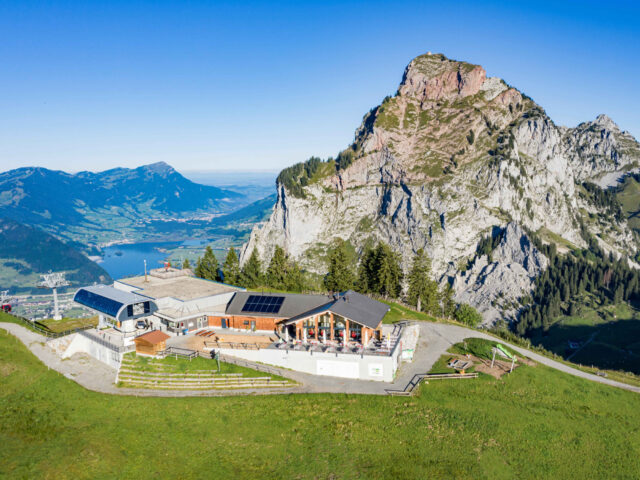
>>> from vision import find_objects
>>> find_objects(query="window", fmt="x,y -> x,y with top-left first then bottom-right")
144,302 -> 150,313
132,303 -> 144,315
127,305 -> 133,317
241,295 -> 285,314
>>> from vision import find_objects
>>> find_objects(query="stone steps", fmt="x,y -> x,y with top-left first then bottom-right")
119,377 -> 293,390
118,373 -> 275,383
118,368 -> 242,378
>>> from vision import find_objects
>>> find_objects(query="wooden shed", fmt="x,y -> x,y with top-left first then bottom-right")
134,330 -> 170,356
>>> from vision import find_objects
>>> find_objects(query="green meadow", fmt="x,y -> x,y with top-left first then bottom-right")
1,328 -> 640,479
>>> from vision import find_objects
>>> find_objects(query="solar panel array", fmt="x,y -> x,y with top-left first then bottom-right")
241,295 -> 285,314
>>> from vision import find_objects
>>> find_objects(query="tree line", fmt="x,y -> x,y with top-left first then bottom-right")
192,245 -> 307,292
323,240 -> 481,326
516,232 -> 640,335
191,239 -> 482,327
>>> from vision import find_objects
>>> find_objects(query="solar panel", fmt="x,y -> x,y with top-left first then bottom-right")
241,295 -> 284,314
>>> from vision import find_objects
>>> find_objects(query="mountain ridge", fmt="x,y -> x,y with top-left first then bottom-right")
0,162 -> 245,247
241,52 -> 640,324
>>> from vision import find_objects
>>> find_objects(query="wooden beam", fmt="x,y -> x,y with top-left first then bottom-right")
330,312 -> 334,341
345,319 -> 350,345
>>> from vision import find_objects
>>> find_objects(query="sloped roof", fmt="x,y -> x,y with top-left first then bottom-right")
280,290 -> 389,329
74,284 -> 153,318
226,290 -> 389,329
134,330 -> 170,345
225,291 -> 335,319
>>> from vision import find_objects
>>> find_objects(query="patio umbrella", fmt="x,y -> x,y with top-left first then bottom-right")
303,327 -> 307,344
323,329 -> 326,344
364,330 -> 368,347
387,332 -> 391,350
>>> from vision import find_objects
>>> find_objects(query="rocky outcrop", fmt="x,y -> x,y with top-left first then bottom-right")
241,52 -> 640,326
452,223 -> 548,325
398,55 -> 486,101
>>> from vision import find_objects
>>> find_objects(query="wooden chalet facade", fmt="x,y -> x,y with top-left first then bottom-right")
208,291 -> 389,346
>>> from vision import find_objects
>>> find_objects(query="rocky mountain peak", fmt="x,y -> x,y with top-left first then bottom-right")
593,113 -> 619,131
141,161 -> 175,176
398,53 -> 487,101
242,52 -> 640,325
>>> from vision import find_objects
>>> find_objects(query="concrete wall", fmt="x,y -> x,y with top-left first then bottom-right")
63,333 -> 123,369
216,346 -> 399,382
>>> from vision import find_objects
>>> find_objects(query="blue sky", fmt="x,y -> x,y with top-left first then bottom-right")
1,0 -> 638,173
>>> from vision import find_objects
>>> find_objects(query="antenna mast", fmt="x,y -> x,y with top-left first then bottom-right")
38,272 -> 70,320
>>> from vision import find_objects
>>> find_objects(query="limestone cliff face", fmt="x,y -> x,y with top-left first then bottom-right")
452,223 -> 548,325
241,53 -> 640,324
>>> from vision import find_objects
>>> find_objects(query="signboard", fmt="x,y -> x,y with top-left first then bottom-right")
368,363 -> 384,377
401,349 -> 415,360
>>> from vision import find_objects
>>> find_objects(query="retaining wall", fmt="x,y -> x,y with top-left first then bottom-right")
217,346 -> 401,382
63,333 -> 123,369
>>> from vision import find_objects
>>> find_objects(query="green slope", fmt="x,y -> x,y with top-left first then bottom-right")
0,218 -> 111,291
1,327 -> 639,479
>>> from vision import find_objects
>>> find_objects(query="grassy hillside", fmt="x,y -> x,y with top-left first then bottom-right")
0,218 -> 111,291
529,297 -> 640,374
1,331 -> 640,478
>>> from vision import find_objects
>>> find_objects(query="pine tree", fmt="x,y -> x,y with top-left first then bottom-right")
441,283 -> 456,318
407,248 -> 439,313
355,246 -> 376,293
194,246 -> 219,281
240,249 -> 262,288
324,239 -> 355,292
222,247 -> 240,285
182,258 -> 191,270
373,243 -> 403,298
284,259 -> 306,292
266,246 -> 289,290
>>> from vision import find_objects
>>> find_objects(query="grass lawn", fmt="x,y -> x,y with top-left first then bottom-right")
0,311 -> 97,334
427,355 -> 458,374
121,352 -> 284,379
381,299 -> 437,323
2,331 -> 640,478
37,316 -> 98,333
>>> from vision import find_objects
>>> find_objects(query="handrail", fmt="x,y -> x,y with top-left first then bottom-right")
386,372 -> 479,396
76,329 -> 133,353
204,340 -> 262,350
3,312 -> 94,338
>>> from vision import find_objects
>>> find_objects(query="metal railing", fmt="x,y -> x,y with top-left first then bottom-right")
2,312 -> 94,338
77,329 -> 134,353
204,340 -> 263,351
386,372 -> 479,396
218,353 -> 290,378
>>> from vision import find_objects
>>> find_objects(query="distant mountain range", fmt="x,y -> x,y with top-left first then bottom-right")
0,218 -> 112,292
0,161 -> 246,247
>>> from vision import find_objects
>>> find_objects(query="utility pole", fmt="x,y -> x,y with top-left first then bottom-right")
144,259 -> 148,282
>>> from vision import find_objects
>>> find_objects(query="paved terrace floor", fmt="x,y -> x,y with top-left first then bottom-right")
2,322 -> 639,397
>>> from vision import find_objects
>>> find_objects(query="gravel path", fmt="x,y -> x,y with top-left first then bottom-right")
3,321 -> 638,396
